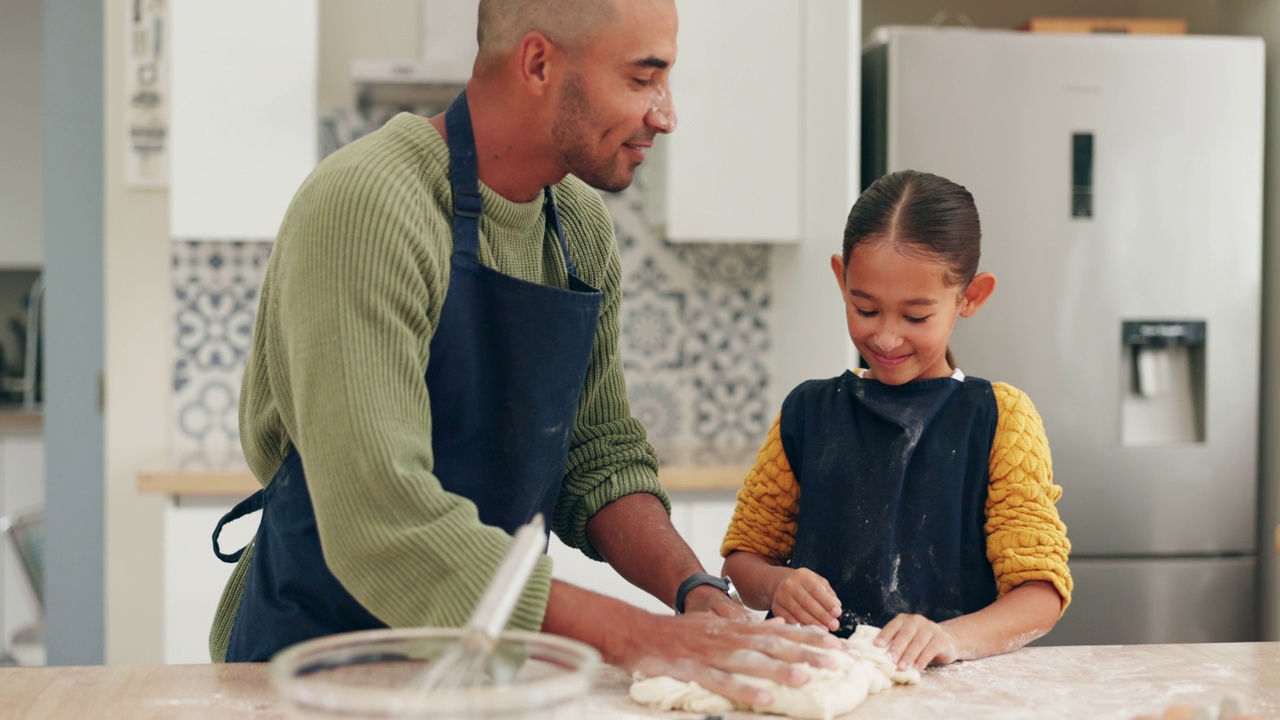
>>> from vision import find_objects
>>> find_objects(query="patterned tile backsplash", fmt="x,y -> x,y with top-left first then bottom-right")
171,109 -> 773,470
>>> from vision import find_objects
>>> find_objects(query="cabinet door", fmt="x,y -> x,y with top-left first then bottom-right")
169,0 -> 318,241
664,0 -> 801,243
164,499 -> 258,663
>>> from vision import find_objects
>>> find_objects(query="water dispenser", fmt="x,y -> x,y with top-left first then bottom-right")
1121,320 -> 1206,445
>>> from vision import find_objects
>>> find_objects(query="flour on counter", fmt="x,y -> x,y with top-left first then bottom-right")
628,625 -> 920,719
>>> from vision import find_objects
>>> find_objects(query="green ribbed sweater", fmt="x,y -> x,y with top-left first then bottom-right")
209,113 -> 666,662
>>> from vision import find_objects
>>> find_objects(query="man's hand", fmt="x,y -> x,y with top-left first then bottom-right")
617,610 -> 843,708
682,583 -> 752,620
875,613 -> 960,671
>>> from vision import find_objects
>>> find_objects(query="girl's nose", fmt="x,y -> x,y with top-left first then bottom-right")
873,333 -> 903,353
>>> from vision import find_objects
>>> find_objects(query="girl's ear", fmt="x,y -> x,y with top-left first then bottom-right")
959,271 -> 996,318
829,253 -> 846,290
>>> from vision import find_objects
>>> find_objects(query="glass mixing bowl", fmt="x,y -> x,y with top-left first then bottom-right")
270,628 -> 602,720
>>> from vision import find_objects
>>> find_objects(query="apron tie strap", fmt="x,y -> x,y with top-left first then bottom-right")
212,489 -> 265,563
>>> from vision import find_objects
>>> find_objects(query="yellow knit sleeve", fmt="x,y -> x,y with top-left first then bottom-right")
986,383 -> 1073,611
720,415 -> 799,562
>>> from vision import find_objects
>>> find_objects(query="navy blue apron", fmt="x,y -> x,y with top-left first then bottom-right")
780,371 -> 1000,637
212,91 -> 604,662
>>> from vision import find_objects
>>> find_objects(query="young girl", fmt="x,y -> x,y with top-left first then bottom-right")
721,169 -> 1072,673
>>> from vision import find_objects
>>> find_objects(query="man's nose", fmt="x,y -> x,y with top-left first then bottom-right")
647,84 -> 677,133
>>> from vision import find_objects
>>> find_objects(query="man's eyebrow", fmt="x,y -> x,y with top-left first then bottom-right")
633,56 -> 669,69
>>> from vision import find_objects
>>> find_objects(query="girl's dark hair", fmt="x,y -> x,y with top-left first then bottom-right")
843,170 -> 981,288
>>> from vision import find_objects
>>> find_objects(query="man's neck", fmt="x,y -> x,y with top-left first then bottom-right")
428,81 -> 567,203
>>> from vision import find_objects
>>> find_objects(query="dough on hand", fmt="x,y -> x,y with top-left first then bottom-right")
628,625 -> 920,719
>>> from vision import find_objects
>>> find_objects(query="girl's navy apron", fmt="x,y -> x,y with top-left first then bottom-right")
212,92 -> 604,662
779,370 -> 1000,636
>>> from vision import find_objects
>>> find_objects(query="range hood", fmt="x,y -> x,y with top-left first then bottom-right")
351,0 -> 479,106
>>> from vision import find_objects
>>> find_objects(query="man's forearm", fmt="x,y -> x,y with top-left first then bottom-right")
584,492 -> 703,608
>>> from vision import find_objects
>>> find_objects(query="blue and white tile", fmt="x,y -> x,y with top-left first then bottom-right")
603,176 -> 773,448
171,240 -> 272,470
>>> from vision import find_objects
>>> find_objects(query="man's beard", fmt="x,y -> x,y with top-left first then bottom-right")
552,72 -> 637,193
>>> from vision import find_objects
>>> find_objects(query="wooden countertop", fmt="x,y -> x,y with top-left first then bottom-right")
2,642 -> 1277,719
137,445 -> 757,496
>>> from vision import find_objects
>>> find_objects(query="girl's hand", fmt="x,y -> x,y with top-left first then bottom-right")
876,613 -> 961,671
771,568 -> 841,631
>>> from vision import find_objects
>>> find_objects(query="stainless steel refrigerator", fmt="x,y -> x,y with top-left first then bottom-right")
862,26 -> 1264,644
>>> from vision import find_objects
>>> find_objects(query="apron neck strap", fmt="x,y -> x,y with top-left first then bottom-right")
445,92 -> 576,275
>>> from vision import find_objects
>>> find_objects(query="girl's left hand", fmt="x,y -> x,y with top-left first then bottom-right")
875,614 -> 961,671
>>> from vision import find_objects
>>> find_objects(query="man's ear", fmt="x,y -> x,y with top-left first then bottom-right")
959,271 -> 996,318
516,31 -> 556,95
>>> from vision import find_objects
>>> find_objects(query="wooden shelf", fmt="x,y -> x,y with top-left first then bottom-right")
1019,17 -> 1188,34
0,409 -> 42,432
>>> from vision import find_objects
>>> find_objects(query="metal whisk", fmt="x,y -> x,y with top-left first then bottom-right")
412,514 -> 548,693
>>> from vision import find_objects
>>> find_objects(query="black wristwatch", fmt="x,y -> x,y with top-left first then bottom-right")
674,572 -> 742,613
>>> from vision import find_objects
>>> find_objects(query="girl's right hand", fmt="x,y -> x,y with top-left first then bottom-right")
771,567 -> 842,631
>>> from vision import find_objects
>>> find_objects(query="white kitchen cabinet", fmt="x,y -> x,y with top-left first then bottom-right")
169,0 -> 318,241
0,427 -> 44,663
662,1 -> 802,243
163,498 -> 257,664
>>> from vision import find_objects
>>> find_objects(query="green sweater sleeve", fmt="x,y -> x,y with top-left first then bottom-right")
211,114 -> 665,660
548,178 -> 666,560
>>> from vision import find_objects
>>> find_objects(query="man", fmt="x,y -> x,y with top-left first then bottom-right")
210,0 -> 835,705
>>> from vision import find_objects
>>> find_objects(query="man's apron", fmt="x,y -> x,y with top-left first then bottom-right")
212,92 -> 604,662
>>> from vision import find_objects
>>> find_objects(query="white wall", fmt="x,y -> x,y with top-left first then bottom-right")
318,0 -> 420,108
0,0 -> 43,268
104,0 -> 170,664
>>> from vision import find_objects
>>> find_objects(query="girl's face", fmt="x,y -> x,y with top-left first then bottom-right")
831,241 -> 995,386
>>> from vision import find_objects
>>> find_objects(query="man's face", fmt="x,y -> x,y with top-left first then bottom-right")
551,0 -> 678,192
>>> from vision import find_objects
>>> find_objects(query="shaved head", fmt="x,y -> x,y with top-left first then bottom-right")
476,0 -> 620,65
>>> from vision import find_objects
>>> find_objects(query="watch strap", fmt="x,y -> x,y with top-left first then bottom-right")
674,572 -> 730,613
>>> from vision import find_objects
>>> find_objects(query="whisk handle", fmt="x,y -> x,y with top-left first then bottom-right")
469,514 -> 548,641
